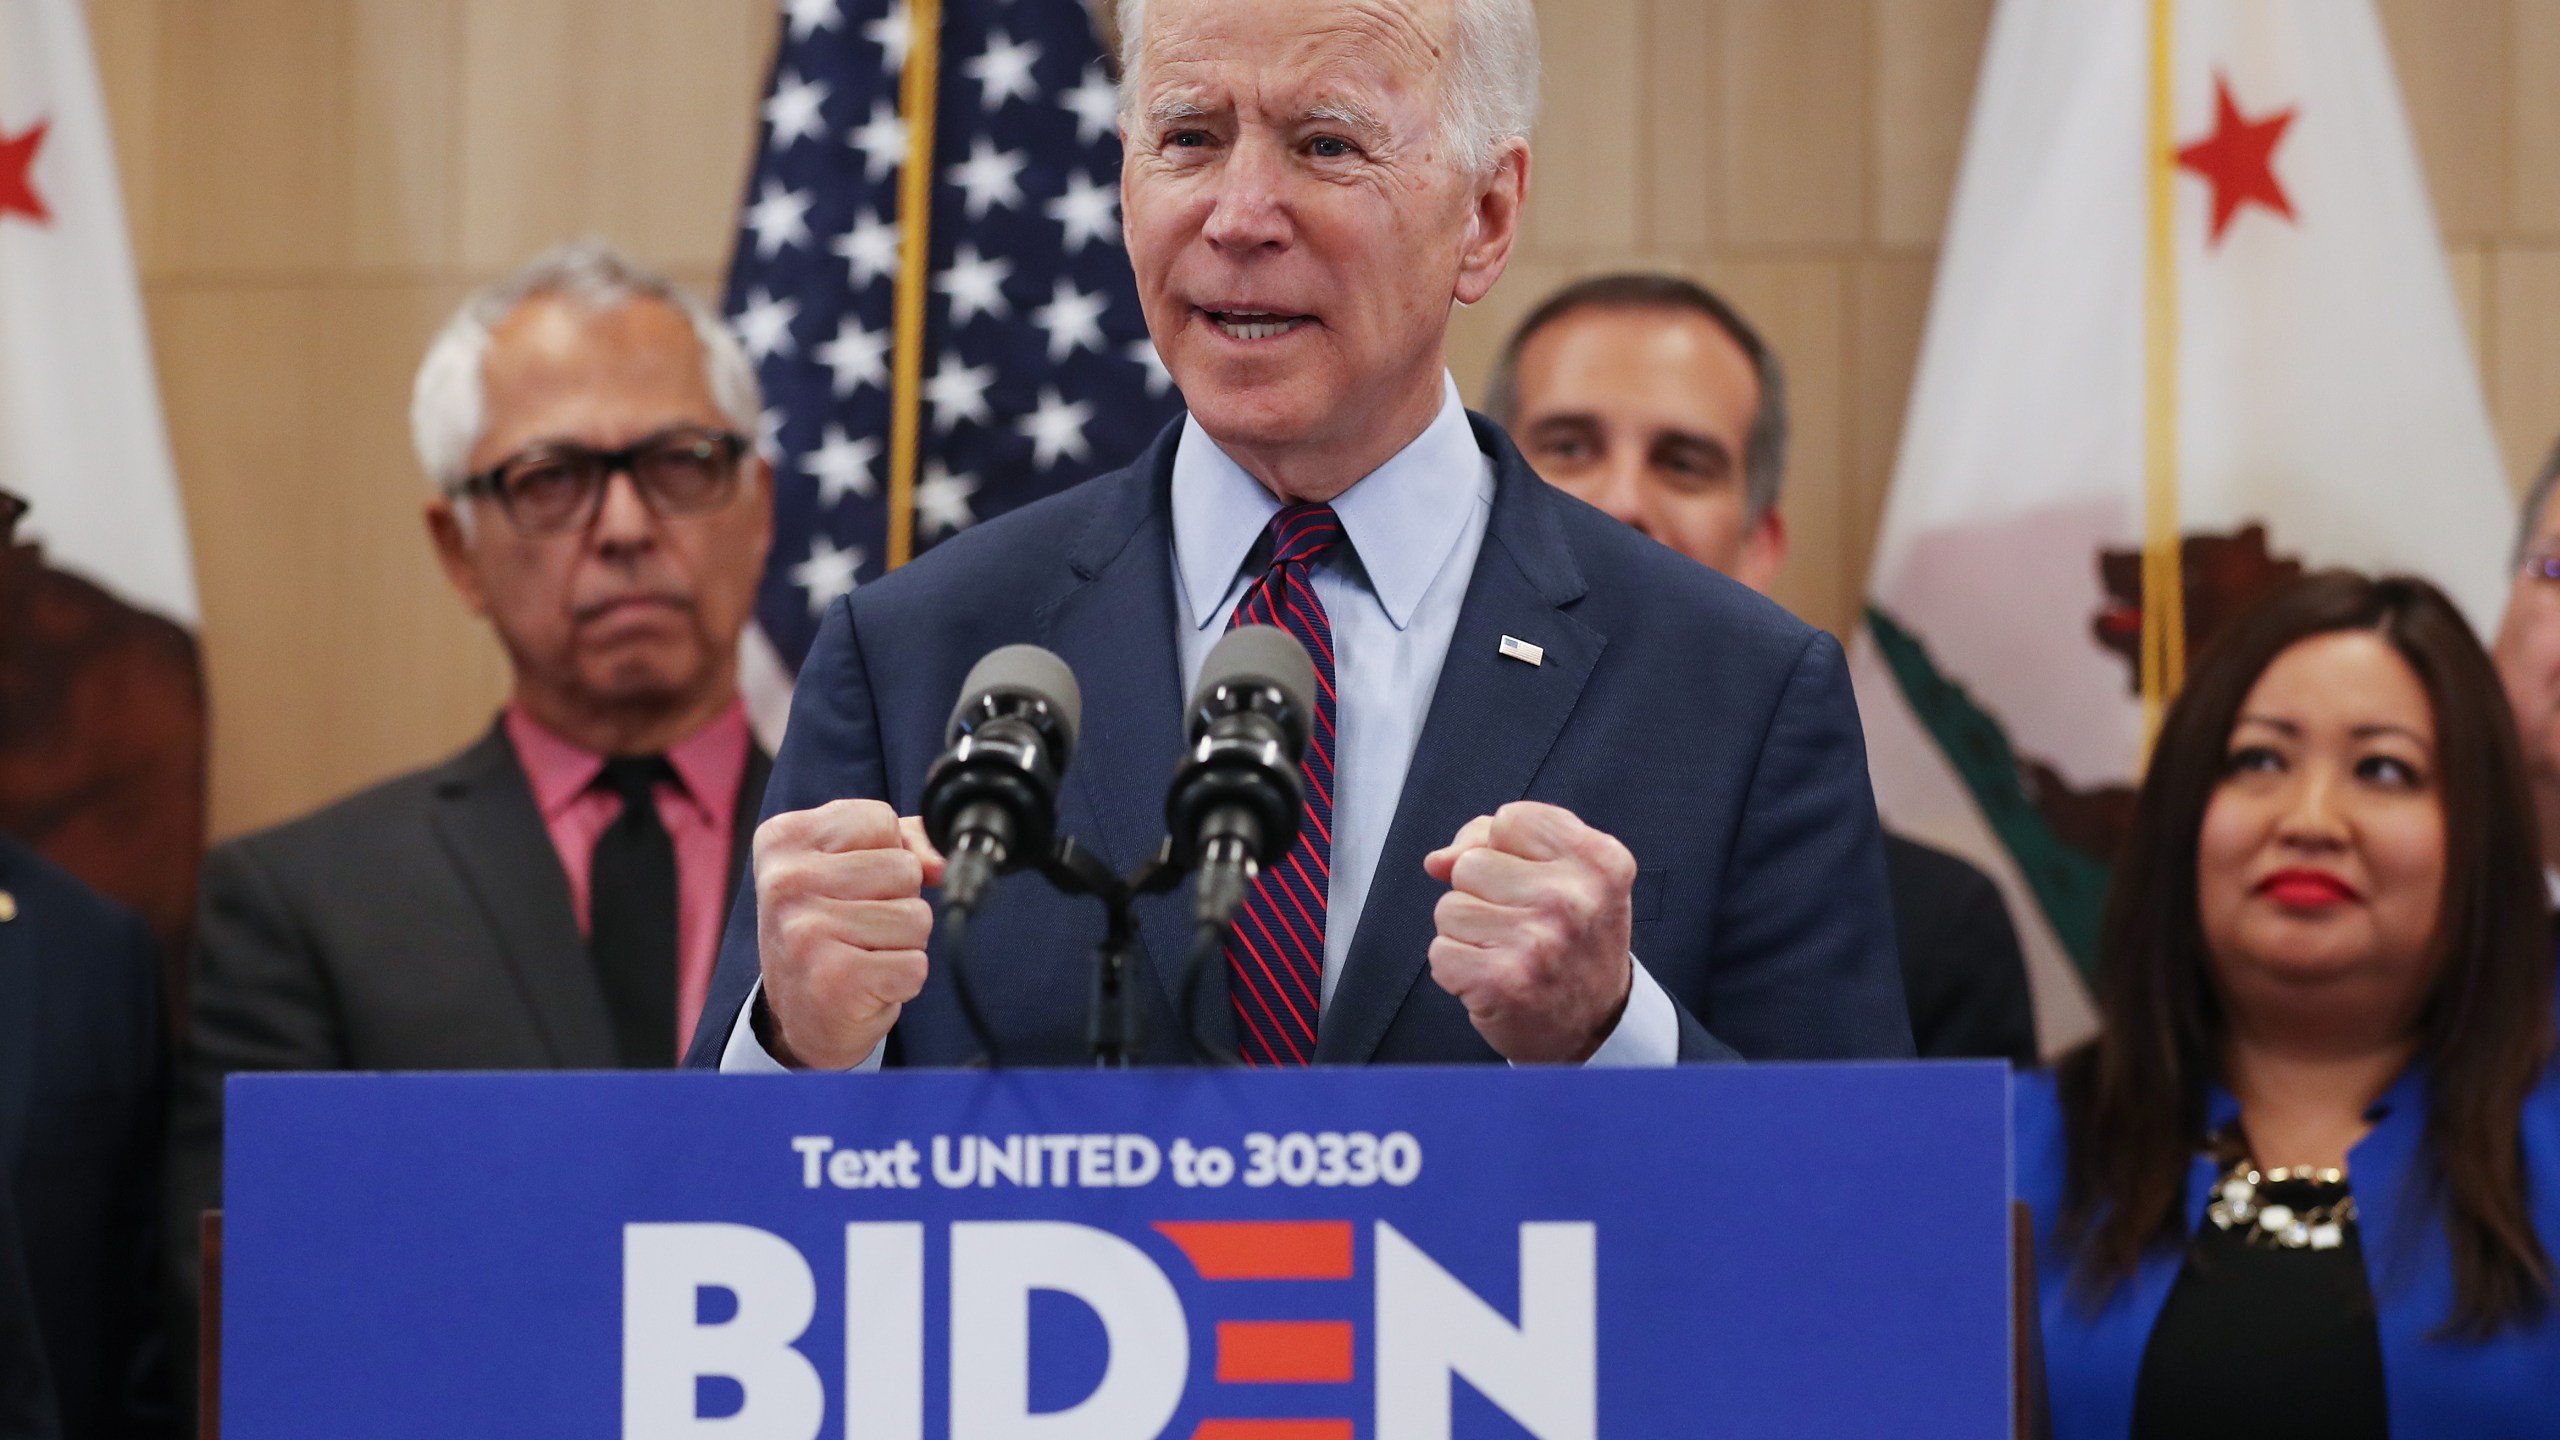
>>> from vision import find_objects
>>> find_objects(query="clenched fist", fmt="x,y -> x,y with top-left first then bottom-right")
1422,801 -> 1637,1064
753,799 -> 946,1069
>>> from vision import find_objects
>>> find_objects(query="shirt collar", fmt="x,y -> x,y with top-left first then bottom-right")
1170,372 -> 1481,632
504,700 -> 752,830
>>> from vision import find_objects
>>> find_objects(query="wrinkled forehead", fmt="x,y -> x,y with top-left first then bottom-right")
1132,0 -> 1454,123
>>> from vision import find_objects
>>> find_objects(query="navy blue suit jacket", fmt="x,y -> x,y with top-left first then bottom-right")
687,414 -> 1912,1067
0,836 -> 172,1438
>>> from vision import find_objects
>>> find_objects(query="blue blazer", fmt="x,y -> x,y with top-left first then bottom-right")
687,414 -> 1912,1067
2016,1067 -> 2560,1439
0,835 -> 172,1437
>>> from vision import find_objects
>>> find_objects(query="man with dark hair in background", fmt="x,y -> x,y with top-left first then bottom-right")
1487,273 -> 2039,1063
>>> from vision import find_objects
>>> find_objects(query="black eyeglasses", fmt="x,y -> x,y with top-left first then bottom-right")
450,426 -> 749,535
0,490 -> 24,545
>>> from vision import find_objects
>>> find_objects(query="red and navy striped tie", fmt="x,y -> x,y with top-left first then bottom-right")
1223,502 -> 1342,1066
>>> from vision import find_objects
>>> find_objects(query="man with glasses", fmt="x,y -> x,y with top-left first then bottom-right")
166,242 -> 774,1396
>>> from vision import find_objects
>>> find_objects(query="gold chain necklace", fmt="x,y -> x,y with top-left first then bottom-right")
2206,1156 -> 2357,1250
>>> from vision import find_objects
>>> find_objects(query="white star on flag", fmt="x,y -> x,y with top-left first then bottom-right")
925,354 -> 997,433
914,461 -> 981,537
1017,387 -> 1095,469
745,180 -> 814,257
803,424 -> 880,508
1031,278 -> 1108,362
756,407 -> 786,461
1060,65 -> 1119,145
1045,171 -> 1119,252
733,289 -> 801,362
863,1 -> 911,74
946,136 -> 1029,219
849,101 -> 906,183
814,317 -> 889,397
1125,337 -> 1173,397
935,243 -> 1015,324
963,30 -> 1044,111
784,0 -> 840,41
764,71 -> 831,147
831,210 -> 900,289
790,534 -> 864,615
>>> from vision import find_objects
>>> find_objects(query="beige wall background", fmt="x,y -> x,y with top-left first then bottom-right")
84,0 -> 2560,842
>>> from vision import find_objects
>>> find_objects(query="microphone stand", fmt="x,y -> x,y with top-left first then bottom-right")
1036,837 -> 1185,1067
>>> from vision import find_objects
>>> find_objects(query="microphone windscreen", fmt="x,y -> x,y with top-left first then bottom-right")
947,643 -> 1082,757
1193,624 -> 1318,752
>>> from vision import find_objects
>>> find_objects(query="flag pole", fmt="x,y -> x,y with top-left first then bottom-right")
2140,0 -> 2185,746
886,0 -> 944,572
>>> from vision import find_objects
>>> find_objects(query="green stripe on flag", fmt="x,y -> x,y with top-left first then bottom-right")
1865,606 -> 2111,982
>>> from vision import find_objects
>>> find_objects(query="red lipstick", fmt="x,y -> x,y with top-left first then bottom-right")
2257,868 -> 2359,909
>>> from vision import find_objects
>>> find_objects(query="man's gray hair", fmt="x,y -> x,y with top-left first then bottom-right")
1482,272 -> 1792,524
410,238 -> 761,498
2514,434 -> 2560,573
1113,0 -> 1539,175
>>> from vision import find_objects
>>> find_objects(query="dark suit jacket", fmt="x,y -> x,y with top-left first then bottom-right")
1882,833 -> 2038,1064
166,721 -> 767,1410
0,835 -> 172,1439
687,414 -> 1911,1067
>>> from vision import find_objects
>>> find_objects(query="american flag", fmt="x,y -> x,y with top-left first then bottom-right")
724,0 -> 1182,675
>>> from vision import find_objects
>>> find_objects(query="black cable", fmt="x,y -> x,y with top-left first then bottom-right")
1180,919 -> 1243,1067
938,899 -> 1004,1068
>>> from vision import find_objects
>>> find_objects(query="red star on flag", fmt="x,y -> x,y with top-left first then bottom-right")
0,119 -> 49,226
2177,75 -> 2295,247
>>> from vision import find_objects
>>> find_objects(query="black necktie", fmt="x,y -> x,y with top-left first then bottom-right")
589,755 -> 679,1067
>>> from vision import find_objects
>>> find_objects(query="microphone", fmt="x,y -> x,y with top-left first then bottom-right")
921,644 -> 1082,919
1165,625 -> 1317,934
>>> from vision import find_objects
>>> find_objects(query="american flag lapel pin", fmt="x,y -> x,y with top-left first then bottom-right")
1498,634 -> 1544,667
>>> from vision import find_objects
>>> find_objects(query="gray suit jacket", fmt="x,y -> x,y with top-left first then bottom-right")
164,721 -> 766,1409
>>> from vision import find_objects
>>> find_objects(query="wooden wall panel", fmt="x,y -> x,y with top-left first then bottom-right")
1721,0 -> 1869,248
1871,0 -> 1992,250
2510,0 -> 2560,239
1711,260 -> 1851,634
2374,0 -> 2508,242
151,282 -> 505,835
146,1 -> 461,276
2491,248 -> 2560,498
1640,0 -> 1720,250
80,0 -> 2560,837
458,0 -> 771,274
1847,255 -> 1936,607
1524,0 -> 1644,254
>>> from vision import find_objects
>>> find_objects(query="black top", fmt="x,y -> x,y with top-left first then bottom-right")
2130,1174 -> 2387,1440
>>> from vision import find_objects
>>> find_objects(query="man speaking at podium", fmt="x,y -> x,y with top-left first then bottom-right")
691,0 -> 1913,1071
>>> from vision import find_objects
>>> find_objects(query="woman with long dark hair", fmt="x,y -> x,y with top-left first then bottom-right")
2016,571 -> 2560,1437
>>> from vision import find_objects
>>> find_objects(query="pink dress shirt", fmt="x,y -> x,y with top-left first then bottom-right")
503,701 -> 751,1061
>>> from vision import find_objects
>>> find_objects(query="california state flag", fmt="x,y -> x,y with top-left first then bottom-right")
0,0 -> 194,621
0,0 -> 207,966
1852,0 -> 2510,1052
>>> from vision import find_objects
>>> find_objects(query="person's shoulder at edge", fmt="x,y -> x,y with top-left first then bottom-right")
0,829 -> 155,959
201,740 -> 482,875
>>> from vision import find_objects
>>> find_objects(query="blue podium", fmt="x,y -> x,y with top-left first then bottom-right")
220,1063 -> 2012,1438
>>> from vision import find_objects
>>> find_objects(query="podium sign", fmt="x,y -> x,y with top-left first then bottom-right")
223,1064 -> 2009,1438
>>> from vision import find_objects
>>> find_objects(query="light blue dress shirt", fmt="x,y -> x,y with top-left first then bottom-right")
726,373 -> 1673,1069
1168,373 -> 1675,1065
